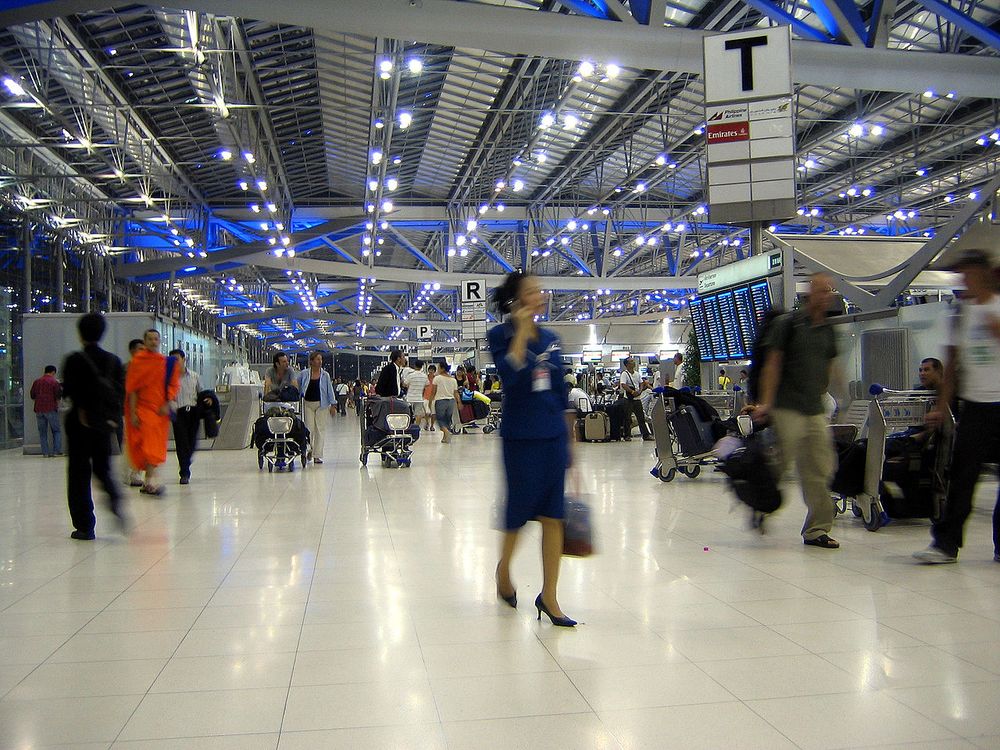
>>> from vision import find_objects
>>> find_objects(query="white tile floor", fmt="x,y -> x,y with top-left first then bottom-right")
2,416 -> 1000,749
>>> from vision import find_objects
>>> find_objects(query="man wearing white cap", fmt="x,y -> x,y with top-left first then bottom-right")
915,222 -> 1000,564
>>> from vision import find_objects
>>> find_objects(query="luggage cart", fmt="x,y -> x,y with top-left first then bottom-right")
483,397 -> 502,434
360,396 -> 418,468
255,397 -> 308,472
649,391 -> 718,482
838,391 -> 954,531
699,390 -> 736,419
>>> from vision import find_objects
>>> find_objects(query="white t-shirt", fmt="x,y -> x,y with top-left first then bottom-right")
619,369 -> 640,397
432,373 -> 458,402
951,296 -> 1000,403
403,369 -> 429,404
335,382 -> 349,396
568,387 -> 592,412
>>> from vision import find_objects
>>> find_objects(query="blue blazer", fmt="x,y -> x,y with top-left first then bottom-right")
296,369 -> 336,408
487,321 -> 569,441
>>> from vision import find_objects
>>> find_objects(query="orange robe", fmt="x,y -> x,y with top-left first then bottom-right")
125,349 -> 180,470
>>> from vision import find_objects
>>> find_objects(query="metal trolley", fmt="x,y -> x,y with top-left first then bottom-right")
649,391 -> 718,483
359,396 -> 417,468
835,390 -> 954,531
256,398 -> 308,472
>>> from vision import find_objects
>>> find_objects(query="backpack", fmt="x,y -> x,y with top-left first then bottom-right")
78,350 -> 120,434
746,309 -> 789,404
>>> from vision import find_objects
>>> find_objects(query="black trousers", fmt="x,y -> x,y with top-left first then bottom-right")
623,397 -> 651,439
66,412 -> 121,533
932,401 -> 1000,557
336,395 -> 348,415
173,407 -> 200,479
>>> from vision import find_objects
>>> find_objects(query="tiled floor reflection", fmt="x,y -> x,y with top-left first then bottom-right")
2,417 -> 999,748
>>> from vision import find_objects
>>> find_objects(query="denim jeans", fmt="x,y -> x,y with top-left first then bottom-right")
37,410 -> 62,456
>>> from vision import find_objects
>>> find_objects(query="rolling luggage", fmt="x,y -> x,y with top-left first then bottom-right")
582,411 -> 611,442
669,406 -> 715,455
719,433 -> 782,514
605,400 -> 628,441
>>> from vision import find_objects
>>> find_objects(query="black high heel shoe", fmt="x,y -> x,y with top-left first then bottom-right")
534,594 -> 576,627
495,564 -> 517,609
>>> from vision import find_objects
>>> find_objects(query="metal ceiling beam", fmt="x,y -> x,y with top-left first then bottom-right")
234,252 -> 697,290
117,217 -> 361,278
4,0 -> 999,97
912,0 -> 1000,52
741,0 -> 833,43
808,0 -> 868,45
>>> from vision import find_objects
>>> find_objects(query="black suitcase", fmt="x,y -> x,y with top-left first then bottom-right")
719,435 -> 782,514
606,401 -> 627,441
880,436 -> 936,518
669,406 -> 714,455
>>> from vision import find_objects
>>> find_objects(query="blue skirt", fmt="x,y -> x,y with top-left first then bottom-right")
502,436 -> 568,529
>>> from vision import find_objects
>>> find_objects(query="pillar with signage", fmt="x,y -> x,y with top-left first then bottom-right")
460,278 -> 488,368
416,323 -> 433,362
703,27 -> 796,226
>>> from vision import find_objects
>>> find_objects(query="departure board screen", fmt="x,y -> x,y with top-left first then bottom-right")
717,291 -> 744,358
733,286 -> 757,353
689,298 -> 714,361
703,296 -> 728,362
750,281 -> 772,326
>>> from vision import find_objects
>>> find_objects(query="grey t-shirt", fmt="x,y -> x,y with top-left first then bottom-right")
765,309 -> 837,416
265,366 -> 295,396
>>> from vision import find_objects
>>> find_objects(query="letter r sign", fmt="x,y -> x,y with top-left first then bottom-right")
461,279 -> 487,303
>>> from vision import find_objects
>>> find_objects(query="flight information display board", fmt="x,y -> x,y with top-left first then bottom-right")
717,290 -> 744,358
689,298 -> 714,361
733,286 -> 757,352
750,281 -> 772,325
703,296 -> 729,362
693,280 -> 774,362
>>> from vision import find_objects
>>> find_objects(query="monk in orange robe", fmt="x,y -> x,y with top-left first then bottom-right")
125,329 -> 180,495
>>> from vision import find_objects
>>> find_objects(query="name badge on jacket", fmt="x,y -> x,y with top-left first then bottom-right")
532,364 -> 551,392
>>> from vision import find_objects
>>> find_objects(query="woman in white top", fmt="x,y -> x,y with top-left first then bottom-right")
431,362 -> 460,443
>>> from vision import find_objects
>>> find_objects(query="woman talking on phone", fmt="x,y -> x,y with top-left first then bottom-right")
488,270 -> 576,627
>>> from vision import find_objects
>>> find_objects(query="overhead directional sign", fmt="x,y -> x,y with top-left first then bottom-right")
703,26 -> 796,224
460,278 -> 488,340
416,324 -> 433,340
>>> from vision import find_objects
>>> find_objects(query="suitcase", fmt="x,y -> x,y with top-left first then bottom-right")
582,411 -> 611,442
669,406 -> 715,455
606,401 -> 627,441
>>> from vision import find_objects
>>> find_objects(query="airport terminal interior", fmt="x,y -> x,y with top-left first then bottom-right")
1,0 -> 1000,747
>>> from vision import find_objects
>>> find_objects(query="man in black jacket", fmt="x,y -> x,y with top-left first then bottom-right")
375,349 -> 407,397
61,313 -> 127,539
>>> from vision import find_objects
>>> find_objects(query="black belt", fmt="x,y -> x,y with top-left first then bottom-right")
178,405 -> 196,412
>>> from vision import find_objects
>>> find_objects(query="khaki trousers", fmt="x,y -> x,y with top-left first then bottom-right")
771,408 -> 836,540
302,400 -> 326,459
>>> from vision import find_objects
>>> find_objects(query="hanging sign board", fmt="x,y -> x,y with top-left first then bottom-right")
415,324 -> 433,340
703,26 -> 796,224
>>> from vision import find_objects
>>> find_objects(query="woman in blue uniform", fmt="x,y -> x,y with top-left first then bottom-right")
488,270 -> 576,627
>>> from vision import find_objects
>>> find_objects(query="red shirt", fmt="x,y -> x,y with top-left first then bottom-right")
30,374 -> 62,413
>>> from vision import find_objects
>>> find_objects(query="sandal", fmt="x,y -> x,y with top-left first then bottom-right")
803,534 -> 839,549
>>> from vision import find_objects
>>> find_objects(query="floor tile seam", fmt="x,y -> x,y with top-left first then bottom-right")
812,648 -> 1000,688
105,485 -> 294,747
875,685 -> 981,743
275,458 -> 341,737
735,694 -> 822,750
930,644 -> 1000,677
